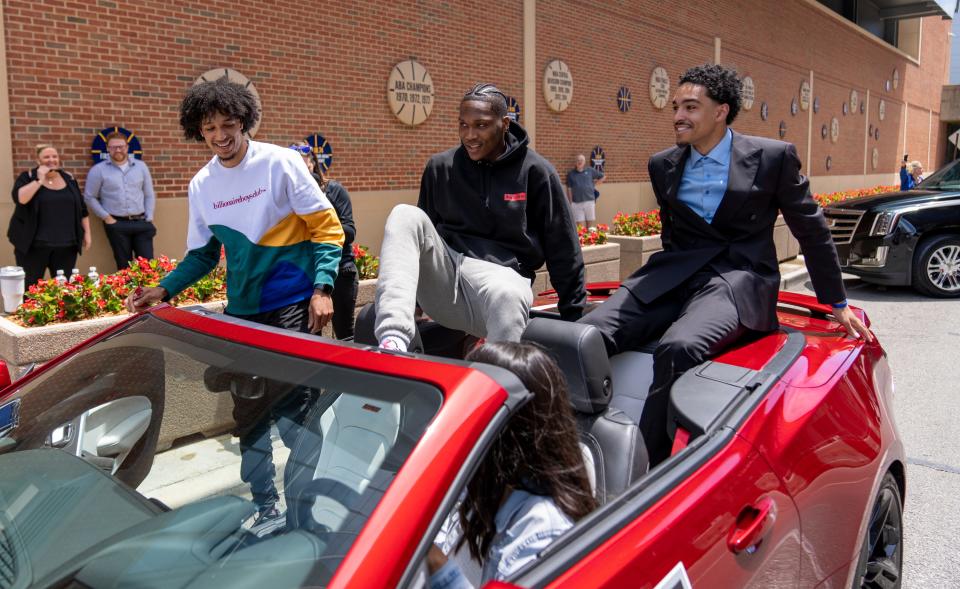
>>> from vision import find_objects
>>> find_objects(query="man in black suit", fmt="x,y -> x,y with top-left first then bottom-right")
581,64 -> 872,463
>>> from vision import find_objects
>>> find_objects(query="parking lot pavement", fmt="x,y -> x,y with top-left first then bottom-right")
789,275 -> 960,587
139,431 -> 290,510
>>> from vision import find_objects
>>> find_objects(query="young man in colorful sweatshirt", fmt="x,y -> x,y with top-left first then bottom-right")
128,78 -> 344,531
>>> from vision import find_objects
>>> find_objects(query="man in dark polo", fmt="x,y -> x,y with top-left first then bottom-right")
84,131 -> 157,269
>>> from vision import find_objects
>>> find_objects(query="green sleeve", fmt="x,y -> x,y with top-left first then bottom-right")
312,242 -> 341,289
159,237 -> 222,298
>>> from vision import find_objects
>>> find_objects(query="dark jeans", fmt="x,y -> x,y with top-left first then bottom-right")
228,299 -> 314,511
16,245 -> 77,287
579,270 -> 747,464
104,219 -> 156,270
332,263 -> 359,340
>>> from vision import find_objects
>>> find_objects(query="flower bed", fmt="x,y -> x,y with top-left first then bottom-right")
612,210 -> 662,237
15,256 -> 225,327
577,224 -> 609,246
353,244 -> 380,279
812,185 -> 899,207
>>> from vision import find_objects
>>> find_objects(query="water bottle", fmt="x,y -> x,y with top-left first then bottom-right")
70,268 -> 80,283
54,269 -> 67,285
87,267 -> 100,286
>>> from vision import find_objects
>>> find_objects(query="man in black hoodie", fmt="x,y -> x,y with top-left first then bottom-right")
375,83 -> 586,351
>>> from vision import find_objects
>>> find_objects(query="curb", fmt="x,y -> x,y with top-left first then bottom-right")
779,256 -> 811,292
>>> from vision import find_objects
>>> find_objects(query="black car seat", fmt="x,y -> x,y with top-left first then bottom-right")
521,318 -> 649,504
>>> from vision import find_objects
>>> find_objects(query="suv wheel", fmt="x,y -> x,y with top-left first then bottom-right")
912,235 -> 960,297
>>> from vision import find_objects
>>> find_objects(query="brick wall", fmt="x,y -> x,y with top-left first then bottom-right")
2,0 -> 950,204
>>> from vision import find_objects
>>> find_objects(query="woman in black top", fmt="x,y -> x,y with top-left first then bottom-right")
290,142 -> 358,339
8,144 -> 91,286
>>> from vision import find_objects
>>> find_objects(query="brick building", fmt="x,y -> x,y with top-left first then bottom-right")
0,0 -> 951,268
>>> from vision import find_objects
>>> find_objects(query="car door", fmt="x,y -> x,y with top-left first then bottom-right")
506,432 -> 802,589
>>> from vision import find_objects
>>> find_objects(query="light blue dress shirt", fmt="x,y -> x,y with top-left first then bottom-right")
83,158 -> 156,221
430,490 -> 573,589
677,128 -> 733,224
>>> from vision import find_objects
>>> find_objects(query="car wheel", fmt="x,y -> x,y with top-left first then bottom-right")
852,472 -> 903,589
912,235 -> 960,297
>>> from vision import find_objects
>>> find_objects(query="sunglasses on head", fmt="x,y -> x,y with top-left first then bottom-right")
289,145 -> 312,155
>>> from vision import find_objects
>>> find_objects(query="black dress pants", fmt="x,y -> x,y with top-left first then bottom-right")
579,270 -> 747,464
16,245 -> 78,287
104,219 -> 156,271
332,263 -> 359,340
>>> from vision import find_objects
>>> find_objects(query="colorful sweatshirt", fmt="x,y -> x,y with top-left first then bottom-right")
160,140 -> 344,315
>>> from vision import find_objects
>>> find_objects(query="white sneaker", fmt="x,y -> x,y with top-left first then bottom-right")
379,336 -> 408,352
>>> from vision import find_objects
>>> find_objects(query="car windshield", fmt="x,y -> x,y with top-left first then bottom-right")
917,159 -> 960,190
0,312 -> 443,588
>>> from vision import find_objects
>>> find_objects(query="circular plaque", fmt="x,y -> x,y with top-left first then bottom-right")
590,145 -> 606,172
195,68 -> 262,137
843,102 -> 849,115
878,100 -> 886,121
649,66 -> 670,110
778,120 -> 787,138
304,133 -> 334,173
821,123 -> 828,139
791,98 -> 798,116
799,80 -> 811,111
826,155 -> 833,171
813,96 -> 821,113
543,60 -> 573,112
617,86 -> 632,112
90,126 -> 143,165
387,60 -> 435,126
830,117 -> 839,143
506,96 -> 521,123
850,89 -> 859,113
884,79 -> 892,92
741,76 -> 755,111
872,147 -> 879,170
893,68 -> 900,90
760,101 -> 768,121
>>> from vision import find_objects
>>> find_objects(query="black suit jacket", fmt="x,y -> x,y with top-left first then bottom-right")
623,132 -> 845,332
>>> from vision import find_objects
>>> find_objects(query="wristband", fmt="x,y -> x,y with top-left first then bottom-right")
831,300 -> 848,309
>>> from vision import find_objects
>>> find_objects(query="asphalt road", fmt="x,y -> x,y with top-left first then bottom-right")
792,276 -> 960,588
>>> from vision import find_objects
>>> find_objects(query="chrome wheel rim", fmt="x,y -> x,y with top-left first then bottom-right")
926,245 -> 960,292
859,486 -> 902,589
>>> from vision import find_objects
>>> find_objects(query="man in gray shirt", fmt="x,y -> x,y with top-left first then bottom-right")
84,131 -> 157,270
565,154 -> 604,230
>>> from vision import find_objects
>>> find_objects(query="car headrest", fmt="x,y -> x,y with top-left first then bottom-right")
521,318 -> 612,414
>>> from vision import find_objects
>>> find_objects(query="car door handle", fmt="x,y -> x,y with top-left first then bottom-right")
728,497 -> 776,554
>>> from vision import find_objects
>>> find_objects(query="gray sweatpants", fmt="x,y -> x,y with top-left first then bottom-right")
374,204 -> 534,348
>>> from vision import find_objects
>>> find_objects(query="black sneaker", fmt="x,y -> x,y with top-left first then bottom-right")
249,505 -> 285,537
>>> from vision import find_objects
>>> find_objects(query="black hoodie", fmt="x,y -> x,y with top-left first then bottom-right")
417,121 -> 586,320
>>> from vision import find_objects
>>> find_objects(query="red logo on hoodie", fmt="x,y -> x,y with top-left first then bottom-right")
504,192 -> 527,202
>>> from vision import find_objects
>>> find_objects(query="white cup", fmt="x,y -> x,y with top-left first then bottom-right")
0,266 -> 25,314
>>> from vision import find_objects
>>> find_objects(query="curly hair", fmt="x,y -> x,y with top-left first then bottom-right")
179,78 -> 260,142
458,341 -> 597,562
679,64 -> 742,125
461,82 -> 508,118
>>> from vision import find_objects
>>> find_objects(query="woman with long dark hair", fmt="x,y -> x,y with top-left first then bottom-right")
427,341 -> 597,587
290,142 -> 358,339
8,144 -> 91,286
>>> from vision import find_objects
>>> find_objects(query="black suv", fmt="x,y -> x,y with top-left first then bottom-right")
823,159 -> 960,297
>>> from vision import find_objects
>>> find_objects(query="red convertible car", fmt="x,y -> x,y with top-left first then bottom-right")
0,287 -> 902,588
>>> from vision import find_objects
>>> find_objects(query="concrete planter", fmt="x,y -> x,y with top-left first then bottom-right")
607,234 -> 663,281
533,243 -> 621,293
0,300 -> 229,452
